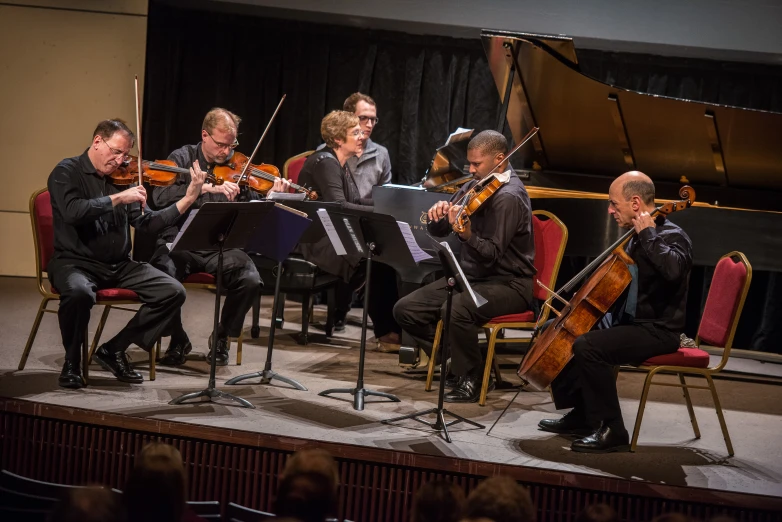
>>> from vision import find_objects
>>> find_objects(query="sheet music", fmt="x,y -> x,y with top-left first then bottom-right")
342,218 -> 365,255
168,209 -> 198,251
442,242 -> 487,308
317,208 -> 347,255
445,127 -> 473,146
397,221 -> 433,263
382,183 -> 424,190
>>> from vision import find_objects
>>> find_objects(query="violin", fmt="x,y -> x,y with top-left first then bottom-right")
451,127 -> 539,234
107,157 -> 188,187
209,150 -> 318,200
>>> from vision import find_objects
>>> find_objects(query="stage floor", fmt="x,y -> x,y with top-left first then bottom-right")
1,276 -> 781,499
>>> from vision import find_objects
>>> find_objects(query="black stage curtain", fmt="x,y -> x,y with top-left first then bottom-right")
143,1 -> 502,186
143,0 -> 782,354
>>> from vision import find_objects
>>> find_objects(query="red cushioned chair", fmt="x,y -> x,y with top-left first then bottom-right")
283,150 -> 314,189
18,189 -> 160,383
425,210 -> 568,405
624,251 -> 752,455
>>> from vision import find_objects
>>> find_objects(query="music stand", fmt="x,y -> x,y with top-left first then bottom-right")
382,239 -> 486,442
226,202 -> 313,391
167,202 -> 281,408
317,207 -> 430,410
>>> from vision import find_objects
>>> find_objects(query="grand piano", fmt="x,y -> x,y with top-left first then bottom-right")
376,30 -> 782,278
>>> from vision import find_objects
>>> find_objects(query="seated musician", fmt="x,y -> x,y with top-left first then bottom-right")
148,108 -> 290,366
47,119 -> 205,388
394,130 -> 535,403
297,110 -> 401,348
539,171 -> 693,453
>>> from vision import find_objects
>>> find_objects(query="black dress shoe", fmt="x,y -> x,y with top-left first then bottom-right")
334,319 -> 346,332
159,341 -> 192,366
58,360 -> 85,389
538,409 -> 592,436
93,345 -> 144,384
444,375 -> 491,403
571,422 -> 631,453
207,336 -> 229,366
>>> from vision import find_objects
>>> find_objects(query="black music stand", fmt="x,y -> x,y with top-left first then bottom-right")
317,207 -> 429,410
382,240 -> 486,442
225,202 -> 312,391
168,201 -> 274,409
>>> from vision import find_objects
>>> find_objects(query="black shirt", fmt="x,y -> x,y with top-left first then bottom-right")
629,217 -> 693,332
428,172 -> 536,287
47,150 -> 181,266
149,143 -> 261,243
297,149 -> 374,212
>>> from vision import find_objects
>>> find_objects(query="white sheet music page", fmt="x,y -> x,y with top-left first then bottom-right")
442,241 -> 487,308
397,221 -> 433,263
167,209 -> 198,251
317,208 -> 347,255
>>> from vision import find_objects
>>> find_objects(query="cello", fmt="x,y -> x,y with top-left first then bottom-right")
517,185 -> 696,391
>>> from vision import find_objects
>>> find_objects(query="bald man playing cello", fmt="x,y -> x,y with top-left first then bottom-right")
539,171 -> 693,453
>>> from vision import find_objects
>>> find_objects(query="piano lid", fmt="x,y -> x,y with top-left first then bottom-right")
481,30 -> 782,212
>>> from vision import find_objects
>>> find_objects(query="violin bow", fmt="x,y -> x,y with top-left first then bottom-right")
236,94 -> 286,186
134,75 -> 145,214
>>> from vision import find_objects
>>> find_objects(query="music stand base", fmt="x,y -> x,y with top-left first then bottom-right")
226,370 -> 307,391
318,387 -> 400,411
169,387 -> 255,408
382,407 -> 484,443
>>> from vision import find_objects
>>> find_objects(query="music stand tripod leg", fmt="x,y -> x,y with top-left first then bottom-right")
170,238 -> 255,408
382,278 -> 484,443
227,261 -> 307,390
319,244 -> 400,411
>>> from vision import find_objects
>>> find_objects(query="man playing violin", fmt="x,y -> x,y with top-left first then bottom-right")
148,108 -> 290,366
393,130 -> 536,403
47,119 -> 206,388
539,171 -> 693,453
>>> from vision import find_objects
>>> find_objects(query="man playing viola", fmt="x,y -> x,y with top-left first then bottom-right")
393,130 -> 535,403
148,108 -> 290,366
538,171 -> 693,453
47,119 -> 205,388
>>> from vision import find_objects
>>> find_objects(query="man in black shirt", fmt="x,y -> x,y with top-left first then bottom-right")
538,171 -> 693,453
47,119 -> 205,388
393,130 -> 535,403
149,108 -> 290,366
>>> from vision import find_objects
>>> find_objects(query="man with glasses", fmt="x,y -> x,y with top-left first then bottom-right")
148,108 -> 290,367
46,119 -> 206,388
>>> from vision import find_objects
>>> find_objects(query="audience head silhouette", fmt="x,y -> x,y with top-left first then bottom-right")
123,442 -> 188,522
49,486 -> 122,522
411,480 -> 465,522
275,448 -> 340,522
462,476 -> 536,522
576,503 -> 618,522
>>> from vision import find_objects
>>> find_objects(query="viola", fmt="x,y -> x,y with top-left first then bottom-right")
210,150 -> 318,200
517,185 -> 697,391
107,157 -> 188,187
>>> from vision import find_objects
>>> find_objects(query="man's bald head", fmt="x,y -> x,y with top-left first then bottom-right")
611,171 -> 655,206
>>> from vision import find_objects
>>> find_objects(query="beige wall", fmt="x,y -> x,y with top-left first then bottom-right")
0,1 -> 148,276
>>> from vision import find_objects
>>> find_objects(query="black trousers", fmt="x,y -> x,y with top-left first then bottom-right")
47,257 -> 186,363
551,323 -> 680,429
393,277 -> 530,377
335,260 -> 401,338
150,248 -> 262,338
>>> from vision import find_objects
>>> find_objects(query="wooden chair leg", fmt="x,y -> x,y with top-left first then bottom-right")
631,370 -> 657,452
88,305 -> 112,363
679,373 -> 701,439
236,330 -> 243,366
149,341 -> 159,381
705,373 -> 734,456
19,297 -> 51,370
479,327 -> 498,406
425,321 -> 443,392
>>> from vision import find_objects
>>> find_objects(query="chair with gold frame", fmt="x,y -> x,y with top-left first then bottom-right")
623,251 -> 752,455
425,210 -> 569,405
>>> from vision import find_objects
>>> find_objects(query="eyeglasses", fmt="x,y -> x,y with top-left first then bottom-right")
349,129 -> 366,138
100,137 -> 131,162
207,132 -> 239,150
358,115 -> 379,125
